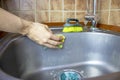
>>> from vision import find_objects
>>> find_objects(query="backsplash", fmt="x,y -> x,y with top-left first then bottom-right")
1,0 -> 120,26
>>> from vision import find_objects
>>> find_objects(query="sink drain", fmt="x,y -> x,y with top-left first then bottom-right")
55,69 -> 83,80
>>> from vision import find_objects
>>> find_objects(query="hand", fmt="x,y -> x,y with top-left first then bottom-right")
26,23 -> 63,48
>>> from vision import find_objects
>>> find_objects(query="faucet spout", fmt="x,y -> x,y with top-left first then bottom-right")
93,0 -> 97,15
84,0 -> 99,31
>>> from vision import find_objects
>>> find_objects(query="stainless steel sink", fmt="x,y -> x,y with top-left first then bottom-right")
0,28 -> 120,80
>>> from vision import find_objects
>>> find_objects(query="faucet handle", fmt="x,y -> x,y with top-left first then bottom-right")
85,14 -> 99,21
84,14 -> 100,31
91,19 -> 97,27
85,15 -> 95,21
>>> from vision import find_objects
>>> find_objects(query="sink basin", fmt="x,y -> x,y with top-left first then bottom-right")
0,29 -> 120,80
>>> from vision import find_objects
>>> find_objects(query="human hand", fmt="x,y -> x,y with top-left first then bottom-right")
25,23 -> 63,48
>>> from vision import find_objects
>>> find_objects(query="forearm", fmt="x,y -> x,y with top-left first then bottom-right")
0,8 -> 32,35
0,8 -> 63,48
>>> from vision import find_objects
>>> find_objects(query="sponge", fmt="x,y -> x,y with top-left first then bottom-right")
56,34 -> 65,48
62,18 -> 83,33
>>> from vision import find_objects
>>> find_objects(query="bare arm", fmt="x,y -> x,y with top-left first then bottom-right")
0,8 -> 63,48
0,8 -> 31,34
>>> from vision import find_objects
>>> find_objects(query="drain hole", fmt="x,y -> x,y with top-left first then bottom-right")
56,69 -> 83,80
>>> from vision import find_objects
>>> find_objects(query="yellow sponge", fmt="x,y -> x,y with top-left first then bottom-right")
56,34 -> 65,48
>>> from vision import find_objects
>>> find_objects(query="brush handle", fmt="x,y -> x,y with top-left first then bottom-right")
64,18 -> 81,27
66,18 -> 79,25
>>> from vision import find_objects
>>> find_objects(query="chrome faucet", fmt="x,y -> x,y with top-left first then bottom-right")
84,0 -> 99,31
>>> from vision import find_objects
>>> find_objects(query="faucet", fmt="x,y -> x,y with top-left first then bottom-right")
84,0 -> 99,31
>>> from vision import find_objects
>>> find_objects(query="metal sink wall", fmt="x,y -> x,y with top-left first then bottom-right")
0,31 -> 120,80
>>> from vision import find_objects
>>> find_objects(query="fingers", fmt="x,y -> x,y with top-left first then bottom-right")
45,34 -> 64,48
33,35 -> 63,48
47,39 -> 63,46
50,35 -> 63,41
43,36 -> 63,48
43,43 -> 58,48
40,38 -> 63,48
39,40 -> 62,48
38,37 -> 63,48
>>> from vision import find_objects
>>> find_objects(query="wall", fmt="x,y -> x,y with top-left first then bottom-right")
1,0 -> 120,26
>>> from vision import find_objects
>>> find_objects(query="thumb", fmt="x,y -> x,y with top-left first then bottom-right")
44,25 -> 53,33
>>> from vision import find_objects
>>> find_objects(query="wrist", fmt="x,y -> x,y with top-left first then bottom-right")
20,19 -> 33,35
